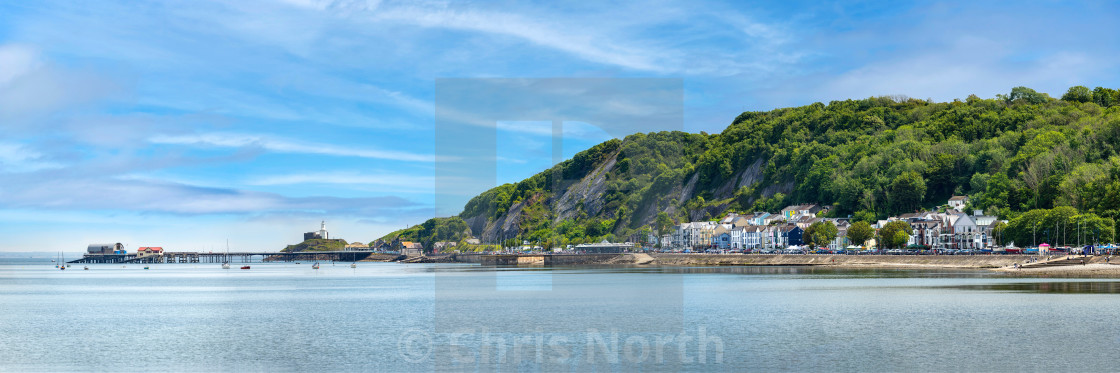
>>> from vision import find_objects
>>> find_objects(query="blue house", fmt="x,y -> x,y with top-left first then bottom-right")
716,232 -> 732,249
777,225 -> 804,247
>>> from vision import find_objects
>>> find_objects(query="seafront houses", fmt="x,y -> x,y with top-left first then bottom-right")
729,226 -> 746,249
953,211 -> 999,249
400,241 -> 423,256
665,203 -> 1004,252
775,224 -> 804,247
792,216 -> 819,229
720,213 -> 740,225
669,224 -> 686,248
372,241 -> 393,252
825,219 -> 852,251
908,220 -> 943,249
714,228 -> 732,249
433,241 -> 457,251
686,221 -> 718,248
948,196 -> 969,211
742,225 -> 769,249
747,212 -> 771,226
781,204 -> 822,220
136,247 -> 163,257
762,214 -> 785,225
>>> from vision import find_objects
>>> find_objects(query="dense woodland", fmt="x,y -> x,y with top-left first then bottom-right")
386,86 -> 1120,250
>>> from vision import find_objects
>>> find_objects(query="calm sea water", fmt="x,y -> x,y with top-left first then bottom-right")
3,258 -> 1120,371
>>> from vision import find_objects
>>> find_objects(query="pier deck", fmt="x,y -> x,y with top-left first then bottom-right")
70,251 -> 376,264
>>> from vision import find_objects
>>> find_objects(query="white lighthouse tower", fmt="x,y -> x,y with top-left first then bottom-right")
319,220 -> 329,240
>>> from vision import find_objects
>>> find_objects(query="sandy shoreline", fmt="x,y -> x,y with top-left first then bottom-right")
992,262 -> 1120,277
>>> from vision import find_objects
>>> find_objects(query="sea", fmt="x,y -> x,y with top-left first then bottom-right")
3,254 -> 1120,372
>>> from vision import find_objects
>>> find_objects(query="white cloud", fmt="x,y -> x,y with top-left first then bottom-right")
249,171 -> 434,189
815,38 -> 1105,103
0,142 -> 63,172
273,0 -> 792,76
0,44 -> 40,85
149,132 -> 436,162
0,43 -> 117,120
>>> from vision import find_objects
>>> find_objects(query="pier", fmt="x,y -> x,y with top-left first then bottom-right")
70,251 -> 376,264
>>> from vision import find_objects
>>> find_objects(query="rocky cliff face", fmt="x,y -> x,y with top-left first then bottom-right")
459,138 -> 779,242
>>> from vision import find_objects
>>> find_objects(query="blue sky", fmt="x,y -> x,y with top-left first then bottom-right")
1,0 -> 1118,252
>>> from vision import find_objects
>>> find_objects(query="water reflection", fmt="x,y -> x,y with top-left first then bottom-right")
946,281 -> 1120,293
434,264 -> 994,278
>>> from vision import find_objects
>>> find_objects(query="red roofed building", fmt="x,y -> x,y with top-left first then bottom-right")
137,247 -> 164,257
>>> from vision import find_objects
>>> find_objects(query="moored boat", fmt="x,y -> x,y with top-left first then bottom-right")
240,265 -> 250,270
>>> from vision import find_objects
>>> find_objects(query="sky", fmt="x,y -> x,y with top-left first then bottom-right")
1,0 -> 1118,252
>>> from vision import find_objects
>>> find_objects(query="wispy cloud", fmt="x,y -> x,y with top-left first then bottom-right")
0,173 -> 427,216
278,0 -> 795,76
0,43 -> 118,121
248,171 -> 434,189
149,132 -> 435,162
0,142 -> 63,172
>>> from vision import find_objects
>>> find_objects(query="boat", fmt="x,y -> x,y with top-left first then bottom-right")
312,262 -> 320,269
240,265 -> 250,270
83,266 -> 89,270
59,252 -> 65,270
222,239 -> 231,269
144,266 -> 150,270
350,263 -> 356,268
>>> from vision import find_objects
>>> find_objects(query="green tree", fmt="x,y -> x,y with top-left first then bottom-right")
1008,86 -> 1049,104
847,221 -> 875,248
990,221 -> 1008,246
890,172 -> 927,214
878,221 -> 913,249
803,221 -> 839,248
655,212 -> 673,236
890,230 -> 910,249
1092,87 -> 1117,107
1061,86 -> 1092,103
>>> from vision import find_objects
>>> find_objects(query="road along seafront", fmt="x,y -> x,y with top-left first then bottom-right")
427,252 -> 1120,277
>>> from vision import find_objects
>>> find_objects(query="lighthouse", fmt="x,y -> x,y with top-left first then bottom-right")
319,220 -> 329,240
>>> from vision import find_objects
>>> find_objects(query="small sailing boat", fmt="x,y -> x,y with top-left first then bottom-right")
222,240 -> 231,269
83,266 -> 89,270
144,266 -> 150,270
350,263 -> 356,268
312,262 -> 320,269
59,252 -> 65,270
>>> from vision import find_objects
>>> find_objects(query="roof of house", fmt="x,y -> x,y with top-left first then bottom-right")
949,196 -> 969,201
973,216 -> 999,226
138,247 -> 163,252
777,224 -> 801,233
